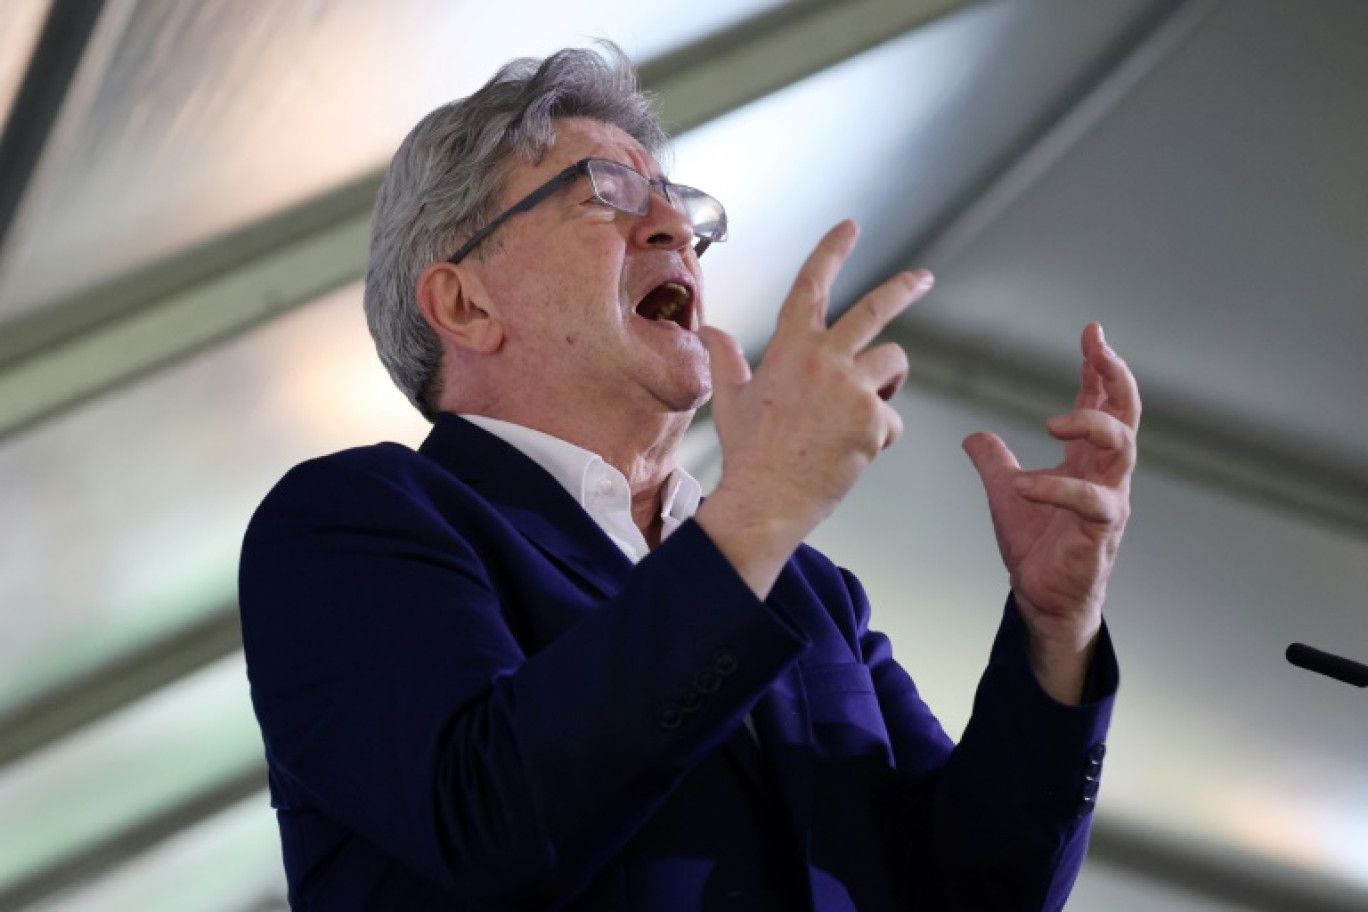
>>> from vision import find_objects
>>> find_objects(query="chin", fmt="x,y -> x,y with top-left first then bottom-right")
678,359 -> 714,408
655,371 -> 711,414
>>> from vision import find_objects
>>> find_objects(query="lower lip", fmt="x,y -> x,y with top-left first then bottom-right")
633,313 -> 692,333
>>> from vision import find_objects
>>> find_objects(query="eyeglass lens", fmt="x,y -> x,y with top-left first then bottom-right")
586,160 -> 726,243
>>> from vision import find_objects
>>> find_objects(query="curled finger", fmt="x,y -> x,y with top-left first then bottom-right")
778,221 -> 860,336
856,342 -> 910,401
1085,324 -> 1142,428
1046,408 -> 1135,453
1013,474 -> 1124,524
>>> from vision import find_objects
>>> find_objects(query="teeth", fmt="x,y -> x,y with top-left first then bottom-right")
649,282 -> 691,325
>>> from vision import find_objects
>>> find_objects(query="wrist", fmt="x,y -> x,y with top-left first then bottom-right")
694,488 -> 807,600
1014,591 -> 1102,706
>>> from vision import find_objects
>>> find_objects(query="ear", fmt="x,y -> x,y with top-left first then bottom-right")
415,262 -> 504,355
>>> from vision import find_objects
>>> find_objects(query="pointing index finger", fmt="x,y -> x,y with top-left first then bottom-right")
777,220 -> 860,335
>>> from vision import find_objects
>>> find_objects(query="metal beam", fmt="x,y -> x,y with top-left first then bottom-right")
0,0 -> 977,445
0,180 -> 377,443
0,606 -> 242,771
0,766 -> 266,910
0,0 -> 106,266
900,0 -> 1220,271
640,0 -> 977,136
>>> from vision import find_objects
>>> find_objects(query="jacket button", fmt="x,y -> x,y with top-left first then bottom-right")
658,707 -> 684,730
695,669 -> 721,693
679,690 -> 703,712
1088,742 -> 1107,762
714,651 -> 739,675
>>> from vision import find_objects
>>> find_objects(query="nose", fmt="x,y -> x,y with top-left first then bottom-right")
630,189 -> 693,253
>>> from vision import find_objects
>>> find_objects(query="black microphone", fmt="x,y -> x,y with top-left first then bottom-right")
1286,643 -> 1368,688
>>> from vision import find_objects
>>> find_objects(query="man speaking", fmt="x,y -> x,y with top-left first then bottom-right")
239,42 -> 1139,911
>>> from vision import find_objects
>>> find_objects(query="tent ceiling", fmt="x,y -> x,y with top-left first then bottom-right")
1,1 -> 1365,910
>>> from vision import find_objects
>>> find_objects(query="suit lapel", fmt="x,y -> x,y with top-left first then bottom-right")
495,502 -> 633,599
418,414 -> 632,598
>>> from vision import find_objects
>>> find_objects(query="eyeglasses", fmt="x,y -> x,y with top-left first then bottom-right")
446,157 -> 728,264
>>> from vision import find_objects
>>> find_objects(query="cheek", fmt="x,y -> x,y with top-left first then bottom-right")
486,237 -> 626,333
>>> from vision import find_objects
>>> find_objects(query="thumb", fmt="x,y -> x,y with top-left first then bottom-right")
962,432 -> 1021,487
698,326 -> 750,417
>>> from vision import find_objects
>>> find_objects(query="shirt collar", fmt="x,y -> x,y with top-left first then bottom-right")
660,464 -> 703,524
460,414 -> 702,527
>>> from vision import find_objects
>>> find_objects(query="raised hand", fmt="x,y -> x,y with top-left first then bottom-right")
694,221 -> 933,598
963,323 -> 1140,704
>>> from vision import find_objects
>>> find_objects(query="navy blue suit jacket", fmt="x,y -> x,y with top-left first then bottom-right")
239,414 -> 1116,910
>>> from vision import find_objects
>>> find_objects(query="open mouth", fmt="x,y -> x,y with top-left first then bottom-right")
635,281 -> 694,330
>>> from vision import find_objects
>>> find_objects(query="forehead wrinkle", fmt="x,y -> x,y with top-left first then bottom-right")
494,119 -> 667,217
558,118 -> 663,178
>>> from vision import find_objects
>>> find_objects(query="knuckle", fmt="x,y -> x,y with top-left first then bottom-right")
793,273 -> 826,302
1081,484 -> 1107,517
861,293 -> 887,322
1083,484 -> 1116,519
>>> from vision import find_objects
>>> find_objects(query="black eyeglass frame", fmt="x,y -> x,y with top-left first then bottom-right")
445,157 -> 727,265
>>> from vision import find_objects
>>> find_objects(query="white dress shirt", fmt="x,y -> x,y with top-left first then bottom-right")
461,415 -> 703,564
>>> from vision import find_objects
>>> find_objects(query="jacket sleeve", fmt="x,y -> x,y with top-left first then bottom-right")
849,570 -> 1118,912
239,455 -> 809,906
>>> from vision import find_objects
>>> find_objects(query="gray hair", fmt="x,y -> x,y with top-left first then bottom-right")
363,42 -> 670,419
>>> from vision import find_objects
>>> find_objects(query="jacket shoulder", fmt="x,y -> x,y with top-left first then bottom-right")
244,441 -> 472,543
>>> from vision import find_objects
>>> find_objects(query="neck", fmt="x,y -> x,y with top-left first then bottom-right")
463,395 -> 694,542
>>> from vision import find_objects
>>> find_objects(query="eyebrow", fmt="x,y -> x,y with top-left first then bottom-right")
590,153 -> 667,182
